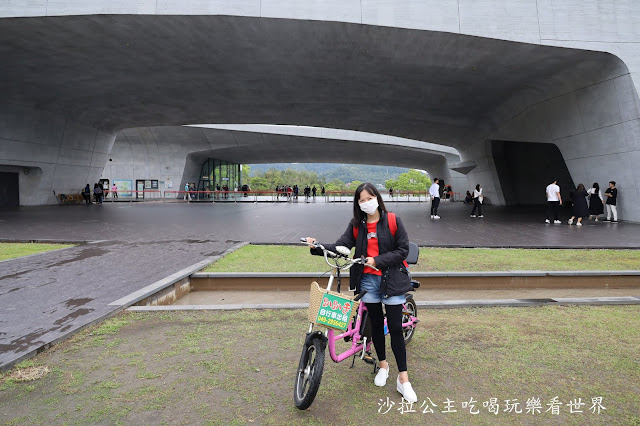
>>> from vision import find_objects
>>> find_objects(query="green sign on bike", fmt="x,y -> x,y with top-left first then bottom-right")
316,293 -> 354,331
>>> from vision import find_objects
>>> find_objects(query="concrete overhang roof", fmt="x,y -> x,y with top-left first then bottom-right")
1,15 -> 628,150
122,125 -> 457,170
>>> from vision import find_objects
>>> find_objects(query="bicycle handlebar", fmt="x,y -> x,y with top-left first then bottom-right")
300,238 -> 379,271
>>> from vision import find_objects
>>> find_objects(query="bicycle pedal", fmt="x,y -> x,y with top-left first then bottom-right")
362,355 -> 377,365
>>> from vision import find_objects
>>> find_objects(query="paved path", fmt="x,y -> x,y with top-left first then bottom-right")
0,238 -> 237,370
2,201 -> 639,247
1,201 -> 639,370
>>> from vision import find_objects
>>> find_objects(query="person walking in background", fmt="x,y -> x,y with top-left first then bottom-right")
312,186 -> 317,199
321,186 -> 325,196
111,183 -> 118,199
587,182 -> 603,221
545,179 -> 562,224
568,183 -> 588,226
470,184 -> 484,217
428,178 -> 441,219
389,187 -> 394,199
184,182 -> 191,201
604,181 -> 618,222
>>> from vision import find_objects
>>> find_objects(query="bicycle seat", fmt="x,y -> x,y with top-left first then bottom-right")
406,242 -> 419,265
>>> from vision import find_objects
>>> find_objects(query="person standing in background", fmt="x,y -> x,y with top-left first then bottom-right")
184,182 -> 191,201
568,183 -> 588,226
587,182 -> 603,221
428,178 -> 441,219
470,184 -> 484,217
111,183 -> 118,199
604,181 -> 618,222
545,179 -> 562,224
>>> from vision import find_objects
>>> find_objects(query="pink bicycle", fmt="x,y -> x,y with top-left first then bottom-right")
294,239 -> 420,409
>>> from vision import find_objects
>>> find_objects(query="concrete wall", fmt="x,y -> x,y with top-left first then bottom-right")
0,106 -> 115,204
490,73 -> 640,221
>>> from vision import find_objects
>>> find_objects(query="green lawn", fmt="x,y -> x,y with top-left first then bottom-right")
0,243 -> 74,261
1,306 -> 638,424
203,244 -> 640,272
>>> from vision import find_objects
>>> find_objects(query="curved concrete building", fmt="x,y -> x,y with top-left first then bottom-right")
1,2 -> 639,220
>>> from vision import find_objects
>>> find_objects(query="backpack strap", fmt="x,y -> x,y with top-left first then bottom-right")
388,212 -> 397,238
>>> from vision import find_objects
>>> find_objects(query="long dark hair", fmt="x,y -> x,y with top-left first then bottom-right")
592,182 -> 599,192
353,182 -> 387,223
576,183 -> 585,193
475,184 -> 481,191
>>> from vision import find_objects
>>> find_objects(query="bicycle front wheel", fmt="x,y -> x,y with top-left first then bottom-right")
294,336 -> 325,410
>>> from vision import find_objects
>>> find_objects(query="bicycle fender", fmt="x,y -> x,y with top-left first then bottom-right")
304,331 -> 328,349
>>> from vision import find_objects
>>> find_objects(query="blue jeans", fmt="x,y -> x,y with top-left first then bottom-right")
360,273 -> 406,305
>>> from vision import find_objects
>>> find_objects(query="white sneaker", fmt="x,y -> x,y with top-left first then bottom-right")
554,220 -> 561,224
396,376 -> 417,403
374,366 -> 389,387
470,214 -> 476,217
434,215 -> 440,219
576,222 -> 582,226
568,219 -> 573,225
545,219 -> 550,224
478,215 -> 484,218
430,215 -> 434,219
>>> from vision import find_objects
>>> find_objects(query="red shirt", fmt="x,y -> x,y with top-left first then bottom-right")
364,221 -> 382,276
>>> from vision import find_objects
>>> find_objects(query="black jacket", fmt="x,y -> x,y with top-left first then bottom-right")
311,211 -> 411,296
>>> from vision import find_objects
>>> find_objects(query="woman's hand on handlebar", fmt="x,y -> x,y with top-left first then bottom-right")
304,237 -> 317,247
365,256 -> 377,268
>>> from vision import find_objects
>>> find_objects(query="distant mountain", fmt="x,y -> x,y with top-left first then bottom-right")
249,163 -> 409,186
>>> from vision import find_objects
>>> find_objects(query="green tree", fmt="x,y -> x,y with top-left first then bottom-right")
324,178 -> 347,192
386,170 -> 431,192
241,164 -> 251,185
249,176 -> 269,190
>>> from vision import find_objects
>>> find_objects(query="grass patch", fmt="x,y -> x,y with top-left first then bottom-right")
0,307 -> 637,424
202,244 -> 640,272
0,242 -> 74,261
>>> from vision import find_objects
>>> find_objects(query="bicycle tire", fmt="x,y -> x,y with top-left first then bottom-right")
294,336 -> 325,410
402,297 -> 417,345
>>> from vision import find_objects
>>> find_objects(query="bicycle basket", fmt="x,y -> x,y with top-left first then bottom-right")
308,281 -> 359,331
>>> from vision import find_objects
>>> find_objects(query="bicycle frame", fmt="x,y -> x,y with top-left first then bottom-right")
312,266 -> 418,364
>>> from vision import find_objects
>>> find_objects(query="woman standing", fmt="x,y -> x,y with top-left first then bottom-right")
305,182 -> 417,402
568,183 -> 589,226
587,182 -> 604,221
470,184 -> 484,217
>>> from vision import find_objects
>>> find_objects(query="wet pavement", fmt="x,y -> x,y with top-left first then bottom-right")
1,200 -> 640,247
1,201 -> 640,370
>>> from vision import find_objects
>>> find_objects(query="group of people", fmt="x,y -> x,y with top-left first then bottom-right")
184,183 -> 231,201
82,183 -> 115,204
428,178 -> 485,219
546,179 -> 618,225
276,185 -> 325,200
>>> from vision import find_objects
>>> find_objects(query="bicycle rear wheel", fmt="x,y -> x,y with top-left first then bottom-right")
402,297 -> 417,344
294,336 -> 325,410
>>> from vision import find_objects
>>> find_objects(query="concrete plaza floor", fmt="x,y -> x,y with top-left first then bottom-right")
1,200 -> 640,370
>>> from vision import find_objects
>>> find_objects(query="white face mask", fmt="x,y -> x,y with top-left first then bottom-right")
359,198 -> 379,215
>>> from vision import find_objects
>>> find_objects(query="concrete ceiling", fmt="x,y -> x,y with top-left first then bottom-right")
1,14 -> 628,150
187,130 -> 455,169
